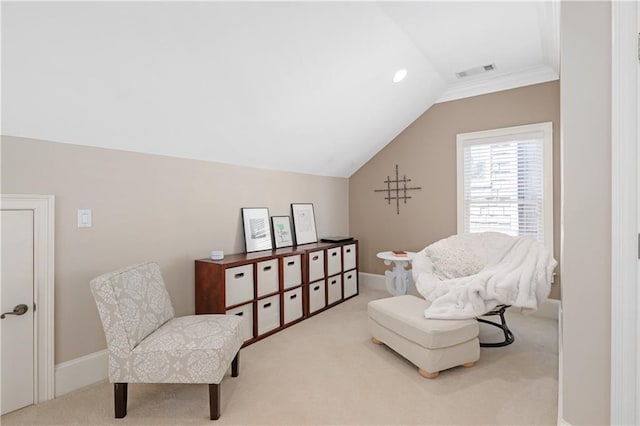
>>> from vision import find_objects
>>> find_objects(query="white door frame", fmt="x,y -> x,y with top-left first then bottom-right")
1,194 -> 55,404
611,1 -> 639,424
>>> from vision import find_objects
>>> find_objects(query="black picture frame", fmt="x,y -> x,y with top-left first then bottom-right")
241,207 -> 273,253
271,216 -> 294,249
291,203 -> 318,245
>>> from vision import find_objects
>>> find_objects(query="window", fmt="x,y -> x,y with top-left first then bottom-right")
456,122 -> 553,251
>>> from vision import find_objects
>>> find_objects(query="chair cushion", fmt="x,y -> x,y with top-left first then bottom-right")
96,262 -> 175,349
119,315 -> 244,384
367,295 -> 478,349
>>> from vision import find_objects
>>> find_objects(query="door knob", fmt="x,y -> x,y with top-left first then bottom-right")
1,304 -> 29,319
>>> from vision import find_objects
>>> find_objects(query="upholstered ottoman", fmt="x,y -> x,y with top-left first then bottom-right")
368,295 -> 480,378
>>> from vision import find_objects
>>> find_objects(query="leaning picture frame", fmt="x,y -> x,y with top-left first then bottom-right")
291,203 -> 318,245
271,216 -> 294,249
241,208 -> 273,253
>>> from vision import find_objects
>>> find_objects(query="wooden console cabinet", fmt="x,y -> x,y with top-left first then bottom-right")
195,240 -> 358,346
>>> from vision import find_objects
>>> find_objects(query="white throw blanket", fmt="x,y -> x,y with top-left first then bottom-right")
413,233 -> 557,320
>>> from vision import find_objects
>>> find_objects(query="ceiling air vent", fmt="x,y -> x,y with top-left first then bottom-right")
455,63 -> 496,79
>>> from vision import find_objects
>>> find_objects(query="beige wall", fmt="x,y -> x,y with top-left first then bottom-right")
1,136 -> 349,364
560,2 -> 611,424
349,81 -> 561,299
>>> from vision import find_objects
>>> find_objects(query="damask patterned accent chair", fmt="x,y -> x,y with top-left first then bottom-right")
90,262 -> 243,420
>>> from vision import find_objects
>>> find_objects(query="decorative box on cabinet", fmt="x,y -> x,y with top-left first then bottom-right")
304,240 -> 359,317
257,259 -> 279,297
225,265 -> 253,307
257,294 -> 280,335
308,250 -> 325,282
226,303 -> 254,342
327,247 -> 342,276
342,243 -> 358,300
309,281 -> 326,313
195,240 -> 358,347
327,275 -> 342,305
283,287 -> 303,324
343,244 -> 357,271
343,270 -> 358,299
283,255 -> 302,290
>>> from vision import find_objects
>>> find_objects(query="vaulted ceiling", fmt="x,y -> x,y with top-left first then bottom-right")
1,2 -> 559,177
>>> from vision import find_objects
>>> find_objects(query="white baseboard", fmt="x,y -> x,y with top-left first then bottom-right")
359,272 -> 386,292
55,349 -> 108,397
532,298 -> 560,321
358,272 -> 560,321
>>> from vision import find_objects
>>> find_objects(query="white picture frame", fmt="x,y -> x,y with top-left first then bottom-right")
241,207 -> 273,253
291,203 -> 318,245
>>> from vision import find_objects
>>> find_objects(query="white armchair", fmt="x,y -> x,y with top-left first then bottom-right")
90,262 -> 243,420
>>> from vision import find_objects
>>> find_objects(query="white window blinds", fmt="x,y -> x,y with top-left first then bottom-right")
457,123 -> 553,249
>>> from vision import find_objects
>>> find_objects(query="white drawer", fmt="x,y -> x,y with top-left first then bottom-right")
308,250 -> 325,282
327,275 -> 342,305
343,271 -> 358,299
257,295 -> 280,336
327,247 -> 342,276
257,259 -> 279,297
343,244 -> 356,271
283,287 -> 303,324
226,303 -> 254,342
309,281 -> 326,314
283,255 -> 302,290
225,265 -> 254,307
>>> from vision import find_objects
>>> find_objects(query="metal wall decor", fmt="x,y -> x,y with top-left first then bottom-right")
374,164 -> 421,215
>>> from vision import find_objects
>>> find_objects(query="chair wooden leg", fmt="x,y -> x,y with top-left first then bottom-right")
209,383 -> 220,420
232,352 -> 239,378
114,383 -> 128,419
418,368 -> 439,379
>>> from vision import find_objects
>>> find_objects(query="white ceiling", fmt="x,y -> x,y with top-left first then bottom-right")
1,2 -> 559,178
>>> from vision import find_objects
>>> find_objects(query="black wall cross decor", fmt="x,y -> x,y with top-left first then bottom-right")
373,164 -> 421,215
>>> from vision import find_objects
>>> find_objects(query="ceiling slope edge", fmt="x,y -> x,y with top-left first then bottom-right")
0,133 -> 358,181
435,65 -> 559,104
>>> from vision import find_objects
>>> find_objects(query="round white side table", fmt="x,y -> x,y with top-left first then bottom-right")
376,251 -> 416,296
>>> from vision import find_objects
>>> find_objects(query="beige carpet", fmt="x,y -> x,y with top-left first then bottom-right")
2,286 -> 558,425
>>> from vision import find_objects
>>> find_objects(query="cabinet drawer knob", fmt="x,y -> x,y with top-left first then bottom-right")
346,249 -> 351,253
263,265 -> 272,271
234,272 -> 244,279
331,280 -> 337,285
263,302 -> 272,309
287,261 -> 295,266
290,294 -> 297,300
312,255 -> 319,261
347,275 -> 352,280
313,285 -> 320,291
235,312 -> 244,317
332,252 -> 337,257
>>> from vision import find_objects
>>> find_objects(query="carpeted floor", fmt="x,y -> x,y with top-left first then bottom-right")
2,286 -> 558,425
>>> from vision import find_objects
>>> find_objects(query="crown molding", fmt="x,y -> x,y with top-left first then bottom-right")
435,65 -> 559,104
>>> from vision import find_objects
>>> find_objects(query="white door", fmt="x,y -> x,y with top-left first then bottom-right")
1,210 -> 35,415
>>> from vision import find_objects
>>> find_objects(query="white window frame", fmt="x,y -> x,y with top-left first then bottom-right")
456,122 -> 554,253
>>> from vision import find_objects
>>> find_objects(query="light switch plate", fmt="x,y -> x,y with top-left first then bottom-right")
77,209 -> 92,228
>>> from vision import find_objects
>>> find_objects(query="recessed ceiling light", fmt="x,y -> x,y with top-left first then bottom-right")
393,69 -> 407,83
